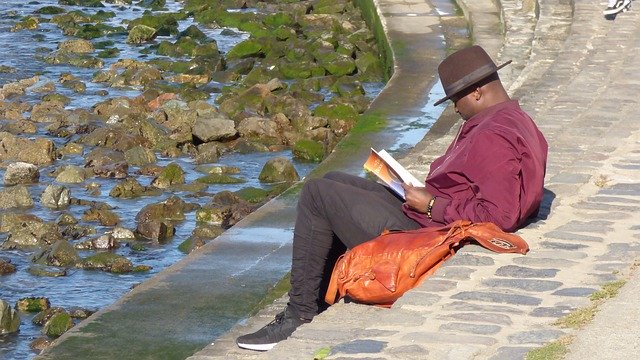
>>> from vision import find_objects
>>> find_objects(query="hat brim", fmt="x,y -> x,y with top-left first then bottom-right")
433,60 -> 512,106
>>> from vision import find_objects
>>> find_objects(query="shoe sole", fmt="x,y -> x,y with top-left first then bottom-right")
604,0 -> 632,14
236,341 -> 277,351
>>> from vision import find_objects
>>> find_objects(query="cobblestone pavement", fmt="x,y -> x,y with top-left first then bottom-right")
189,0 -> 640,359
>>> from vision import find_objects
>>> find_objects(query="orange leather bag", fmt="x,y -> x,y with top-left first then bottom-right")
325,220 -> 529,307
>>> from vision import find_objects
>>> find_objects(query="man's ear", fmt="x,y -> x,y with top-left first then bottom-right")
473,87 -> 482,101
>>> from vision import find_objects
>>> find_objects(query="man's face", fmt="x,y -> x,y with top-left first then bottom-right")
452,89 -> 477,120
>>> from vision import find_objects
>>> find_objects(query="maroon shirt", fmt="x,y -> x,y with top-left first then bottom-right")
403,100 -> 548,232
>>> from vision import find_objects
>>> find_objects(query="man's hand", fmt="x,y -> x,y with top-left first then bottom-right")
402,183 -> 433,213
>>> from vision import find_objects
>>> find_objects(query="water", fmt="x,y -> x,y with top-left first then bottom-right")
0,1 -> 383,358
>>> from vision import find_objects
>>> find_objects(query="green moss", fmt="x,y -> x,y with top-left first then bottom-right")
590,280 -> 626,301
352,0 -> 393,80
293,139 -> 325,162
35,6 -> 66,15
16,297 -> 51,313
43,312 -> 74,337
313,103 -> 358,121
196,173 -> 246,184
252,273 -> 291,315
234,187 -> 271,203
227,39 -> 263,59
313,347 -> 331,360
526,339 -> 570,360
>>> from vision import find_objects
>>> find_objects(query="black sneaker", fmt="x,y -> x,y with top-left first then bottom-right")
236,307 -> 311,351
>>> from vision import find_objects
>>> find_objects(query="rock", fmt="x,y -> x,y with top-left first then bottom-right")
0,258 -> 17,275
0,132 -> 56,165
92,161 -> 129,179
40,184 -> 71,209
58,38 -> 94,53
4,162 -> 40,185
30,337 -> 52,353
0,299 -> 20,335
127,24 -> 157,44
55,213 -> 78,226
109,227 -> 136,240
32,240 -> 81,267
236,116 -> 283,145
227,39 -> 263,59
0,214 -> 63,249
68,307 -> 94,319
109,177 -> 154,198
81,252 -> 133,273
258,157 -> 300,183
293,139 -> 325,162
82,208 -> 120,226
43,312 -> 73,337
75,234 -> 119,250
124,145 -> 157,166
27,265 -> 67,277
150,162 -> 185,188
16,297 -> 50,312
178,237 -> 207,254
195,142 -> 221,164
32,307 -> 65,327
135,220 -> 175,242
196,173 -> 246,184
192,113 -> 237,142
55,165 -> 88,183
0,185 -> 34,209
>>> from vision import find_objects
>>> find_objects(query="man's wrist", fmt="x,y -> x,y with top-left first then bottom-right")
426,196 -> 437,219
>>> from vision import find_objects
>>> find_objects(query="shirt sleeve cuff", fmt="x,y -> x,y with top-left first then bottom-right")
430,197 -> 449,223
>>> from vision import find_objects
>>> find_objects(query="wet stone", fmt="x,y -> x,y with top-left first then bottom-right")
452,291 -> 542,306
433,266 -> 476,280
442,312 -> 512,325
330,339 -> 386,355
488,346 -> 534,360
507,329 -> 565,345
482,278 -> 563,292
543,230 -> 603,242
555,220 -> 614,233
552,287 -> 596,297
495,265 -> 559,278
529,305 -> 575,318
540,241 -> 588,250
440,322 -> 501,335
512,257 -> 579,268
445,254 -> 495,266
447,301 -> 525,314
420,279 -> 457,292
387,345 -> 429,359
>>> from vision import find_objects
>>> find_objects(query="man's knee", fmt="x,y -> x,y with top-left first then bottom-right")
323,171 -> 347,182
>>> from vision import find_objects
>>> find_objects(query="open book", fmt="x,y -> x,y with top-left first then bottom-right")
363,148 -> 424,199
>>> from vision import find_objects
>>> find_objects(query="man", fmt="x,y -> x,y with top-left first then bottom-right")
236,45 -> 548,351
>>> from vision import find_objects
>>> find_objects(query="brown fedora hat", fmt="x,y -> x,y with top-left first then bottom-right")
433,45 -> 511,106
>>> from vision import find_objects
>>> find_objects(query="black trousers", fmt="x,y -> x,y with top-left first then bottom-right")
288,171 -> 421,319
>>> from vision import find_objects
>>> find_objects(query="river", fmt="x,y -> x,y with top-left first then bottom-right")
0,0 -> 386,358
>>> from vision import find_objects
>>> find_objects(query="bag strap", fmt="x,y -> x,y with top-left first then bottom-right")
457,222 -> 529,254
325,253 -> 345,305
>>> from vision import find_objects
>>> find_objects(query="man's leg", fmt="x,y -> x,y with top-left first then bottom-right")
236,173 -> 420,351
289,173 -> 420,319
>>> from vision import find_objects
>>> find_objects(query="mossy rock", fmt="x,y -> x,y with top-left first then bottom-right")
196,174 -> 246,184
320,54 -> 356,76
178,25 -> 208,42
355,51 -> 384,81
16,297 -> 51,313
97,48 -> 120,58
195,208 -> 228,224
127,13 -> 180,36
81,252 -> 133,273
313,103 -> 358,121
27,265 -> 67,277
263,13 -> 294,27
151,162 -> 185,188
234,187 -> 271,203
293,139 -> 325,162
42,312 -> 73,338
59,0 -> 104,7
258,157 -> 300,183
226,39 -> 263,60
32,307 -> 65,326
42,93 -> 71,105
35,6 -> 66,15
127,25 -> 157,44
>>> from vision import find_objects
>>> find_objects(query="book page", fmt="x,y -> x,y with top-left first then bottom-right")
363,148 -> 424,198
